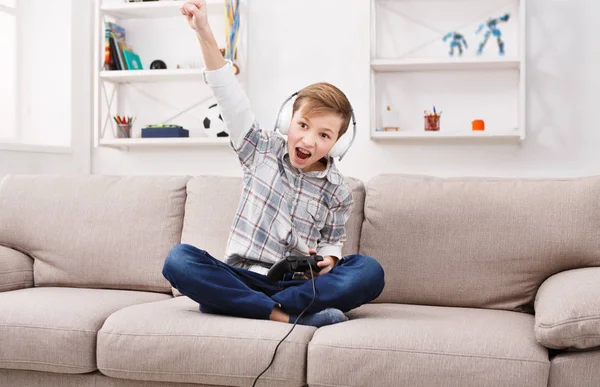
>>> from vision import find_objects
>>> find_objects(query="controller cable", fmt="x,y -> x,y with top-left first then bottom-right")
252,265 -> 316,387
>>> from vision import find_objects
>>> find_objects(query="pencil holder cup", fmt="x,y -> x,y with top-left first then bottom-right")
424,114 -> 440,131
116,123 -> 132,138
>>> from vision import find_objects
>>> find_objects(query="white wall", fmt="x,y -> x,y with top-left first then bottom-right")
92,0 -> 600,181
7,0 -> 599,182
250,0 -> 599,180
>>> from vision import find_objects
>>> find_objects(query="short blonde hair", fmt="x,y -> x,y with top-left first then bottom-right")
292,82 -> 352,139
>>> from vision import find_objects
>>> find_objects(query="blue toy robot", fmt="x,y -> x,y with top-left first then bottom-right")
443,32 -> 468,56
475,13 -> 510,55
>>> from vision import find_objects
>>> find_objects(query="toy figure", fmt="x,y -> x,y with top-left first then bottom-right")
443,32 -> 468,56
475,13 -> 510,55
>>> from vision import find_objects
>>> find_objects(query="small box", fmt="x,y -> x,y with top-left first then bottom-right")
141,127 -> 189,138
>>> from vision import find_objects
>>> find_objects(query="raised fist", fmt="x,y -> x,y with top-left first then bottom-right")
180,0 -> 209,33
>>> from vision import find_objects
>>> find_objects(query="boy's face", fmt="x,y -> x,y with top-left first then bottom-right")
287,106 -> 343,172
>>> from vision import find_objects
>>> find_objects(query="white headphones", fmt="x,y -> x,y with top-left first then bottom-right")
273,91 -> 357,161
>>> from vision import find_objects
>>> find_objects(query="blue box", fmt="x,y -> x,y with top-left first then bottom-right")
141,127 -> 189,138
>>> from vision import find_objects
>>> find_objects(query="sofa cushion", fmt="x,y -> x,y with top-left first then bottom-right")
360,174 -> 600,312
0,175 -> 189,292
97,296 -> 315,387
0,246 -> 33,292
549,350 -> 600,387
307,303 -> 550,387
177,176 -> 365,296
535,268 -> 600,350
0,287 -> 170,373
180,176 -> 242,262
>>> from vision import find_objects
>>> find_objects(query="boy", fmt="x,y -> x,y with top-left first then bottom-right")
162,0 -> 385,328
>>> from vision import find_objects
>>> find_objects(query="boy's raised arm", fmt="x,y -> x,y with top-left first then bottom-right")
181,0 -> 254,148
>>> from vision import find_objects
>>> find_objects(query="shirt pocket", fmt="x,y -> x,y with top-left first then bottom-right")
306,199 -> 327,230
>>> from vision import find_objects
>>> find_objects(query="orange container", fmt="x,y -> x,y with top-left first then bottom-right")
472,119 -> 485,131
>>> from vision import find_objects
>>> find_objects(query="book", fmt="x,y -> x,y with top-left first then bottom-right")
104,25 -> 114,70
123,50 -> 143,70
109,35 -> 123,70
104,22 -> 129,70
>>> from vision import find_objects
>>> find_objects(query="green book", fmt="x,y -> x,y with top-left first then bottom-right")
123,50 -> 143,70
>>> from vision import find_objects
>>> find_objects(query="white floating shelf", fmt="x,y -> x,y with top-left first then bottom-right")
371,130 -> 523,140
100,137 -> 231,148
371,57 -> 521,72
100,0 -> 237,20
99,69 -> 206,83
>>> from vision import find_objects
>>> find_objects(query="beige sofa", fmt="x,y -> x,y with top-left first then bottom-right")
1,173 -> 600,387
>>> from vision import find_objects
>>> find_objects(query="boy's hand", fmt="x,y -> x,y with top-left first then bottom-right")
304,250 -> 338,279
180,0 -> 210,33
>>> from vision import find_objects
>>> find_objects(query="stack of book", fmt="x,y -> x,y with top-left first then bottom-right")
104,22 -> 143,71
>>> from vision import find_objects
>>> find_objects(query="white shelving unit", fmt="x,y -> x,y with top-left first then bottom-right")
93,0 -> 247,150
369,0 -> 526,142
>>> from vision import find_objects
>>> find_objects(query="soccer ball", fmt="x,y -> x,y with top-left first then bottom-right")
202,103 -> 229,137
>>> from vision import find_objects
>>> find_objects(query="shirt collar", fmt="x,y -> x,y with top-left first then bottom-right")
282,143 -> 344,186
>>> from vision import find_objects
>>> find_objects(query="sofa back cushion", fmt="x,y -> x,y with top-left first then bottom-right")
360,174 -> 600,312
181,176 -> 365,261
0,175 -> 189,293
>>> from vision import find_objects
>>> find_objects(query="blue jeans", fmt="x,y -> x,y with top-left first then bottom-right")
162,244 -> 385,320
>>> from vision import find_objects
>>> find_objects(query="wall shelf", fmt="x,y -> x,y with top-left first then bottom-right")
99,69 -> 205,83
100,0 -> 231,20
371,130 -> 522,140
371,57 -> 521,72
99,137 -> 230,149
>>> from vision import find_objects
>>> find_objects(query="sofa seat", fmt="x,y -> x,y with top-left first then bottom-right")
549,351 -> 600,387
0,369 -> 217,387
0,287 -> 171,374
307,303 -> 551,387
97,296 -> 316,387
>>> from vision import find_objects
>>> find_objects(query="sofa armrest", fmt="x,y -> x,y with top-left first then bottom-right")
0,245 -> 34,292
534,267 -> 600,350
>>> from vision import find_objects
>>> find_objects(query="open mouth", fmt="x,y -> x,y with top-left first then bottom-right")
295,147 -> 311,160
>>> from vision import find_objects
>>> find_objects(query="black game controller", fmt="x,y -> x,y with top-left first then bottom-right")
267,252 -> 324,281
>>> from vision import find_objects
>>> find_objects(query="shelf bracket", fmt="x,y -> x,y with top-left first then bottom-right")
100,80 -> 117,139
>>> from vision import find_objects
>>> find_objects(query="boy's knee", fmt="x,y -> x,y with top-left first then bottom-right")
344,254 -> 383,274
344,254 -> 385,297
369,258 -> 386,299
364,256 -> 384,284
162,244 -> 195,279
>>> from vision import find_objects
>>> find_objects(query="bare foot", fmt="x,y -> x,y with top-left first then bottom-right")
269,305 -> 290,323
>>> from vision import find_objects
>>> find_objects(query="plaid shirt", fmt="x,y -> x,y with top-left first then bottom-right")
204,63 -> 354,273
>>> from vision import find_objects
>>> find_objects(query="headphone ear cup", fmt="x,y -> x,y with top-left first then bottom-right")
329,129 -> 353,159
275,100 -> 294,135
